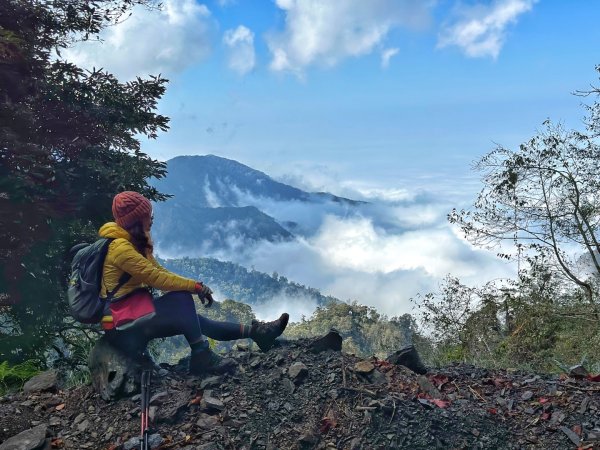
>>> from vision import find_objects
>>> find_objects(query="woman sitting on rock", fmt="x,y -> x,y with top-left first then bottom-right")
99,191 -> 289,375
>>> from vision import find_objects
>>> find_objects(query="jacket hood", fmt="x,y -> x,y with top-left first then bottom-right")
99,222 -> 131,240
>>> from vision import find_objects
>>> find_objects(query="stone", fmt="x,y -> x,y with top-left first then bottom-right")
309,329 -> 343,353
288,362 -> 308,382
368,369 -> 387,386
234,341 -> 250,352
149,406 -> 158,423
298,432 -> 318,447
386,345 -> 427,375
560,426 -> 581,447
201,390 -> 224,411
200,376 -> 223,390
123,435 -> 161,450
417,376 -> 441,399
0,424 -> 47,450
349,437 -> 362,450
48,417 -> 61,427
88,335 -> 149,401
354,361 -> 374,374
281,377 -> 295,394
148,433 -> 163,448
521,391 -> 533,401
250,357 -> 261,369
23,371 -> 59,394
123,436 -> 139,450
77,420 -> 89,432
568,364 -> 589,379
196,413 -> 220,429
150,391 -> 168,405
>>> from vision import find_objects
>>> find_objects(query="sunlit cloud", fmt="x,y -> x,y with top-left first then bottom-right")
438,0 -> 536,58
63,0 -> 214,79
268,0 -> 432,74
223,25 -> 256,75
381,47 -> 399,68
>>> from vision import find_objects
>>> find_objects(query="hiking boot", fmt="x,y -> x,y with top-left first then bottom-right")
250,313 -> 289,352
189,349 -> 238,376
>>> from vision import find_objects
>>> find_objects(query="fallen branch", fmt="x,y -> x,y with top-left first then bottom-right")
341,387 -> 377,397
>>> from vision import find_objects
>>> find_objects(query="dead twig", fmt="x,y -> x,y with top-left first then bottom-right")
468,385 -> 487,403
341,387 -> 377,397
388,399 -> 396,425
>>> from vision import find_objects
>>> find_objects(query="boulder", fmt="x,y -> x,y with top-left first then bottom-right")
386,345 -> 427,375
309,329 -> 342,353
88,335 -> 150,401
0,424 -> 47,450
568,364 -> 589,379
23,371 -> 59,394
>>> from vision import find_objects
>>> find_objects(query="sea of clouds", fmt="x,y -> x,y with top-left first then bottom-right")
156,170 -> 515,321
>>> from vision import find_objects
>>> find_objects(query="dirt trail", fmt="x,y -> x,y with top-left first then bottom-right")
1,338 -> 600,449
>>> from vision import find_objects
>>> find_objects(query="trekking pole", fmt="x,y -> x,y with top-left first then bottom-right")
140,369 -> 152,450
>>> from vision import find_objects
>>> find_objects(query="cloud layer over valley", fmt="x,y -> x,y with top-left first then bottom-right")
154,159 -> 514,319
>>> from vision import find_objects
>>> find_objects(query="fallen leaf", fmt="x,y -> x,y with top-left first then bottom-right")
487,408 -> 497,415
430,399 -> 450,408
55,403 -> 65,411
429,374 -> 449,389
50,438 -> 64,448
374,360 -> 393,370
319,416 -> 337,434
587,374 -> 600,382
188,395 -> 202,406
539,397 -> 549,404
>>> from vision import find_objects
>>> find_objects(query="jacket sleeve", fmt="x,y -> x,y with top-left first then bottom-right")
111,239 -> 197,292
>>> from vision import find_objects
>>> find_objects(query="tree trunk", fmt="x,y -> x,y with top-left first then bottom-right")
88,335 -> 152,401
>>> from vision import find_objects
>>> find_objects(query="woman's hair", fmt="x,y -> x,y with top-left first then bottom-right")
126,221 -> 154,257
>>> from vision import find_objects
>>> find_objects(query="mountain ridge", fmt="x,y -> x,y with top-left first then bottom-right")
150,154 -> 364,254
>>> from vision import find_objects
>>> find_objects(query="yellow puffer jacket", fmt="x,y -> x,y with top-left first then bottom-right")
99,222 -> 196,300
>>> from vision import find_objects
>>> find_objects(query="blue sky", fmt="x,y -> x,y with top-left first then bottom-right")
64,0 -> 600,316
67,0 -> 600,196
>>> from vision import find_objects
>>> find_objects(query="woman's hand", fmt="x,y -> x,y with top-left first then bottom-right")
195,282 -> 214,307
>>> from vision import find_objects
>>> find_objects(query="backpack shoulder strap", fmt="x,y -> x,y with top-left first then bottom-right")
106,271 -> 132,302
103,238 -> 132,302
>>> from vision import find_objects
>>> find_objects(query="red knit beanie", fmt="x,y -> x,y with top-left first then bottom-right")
112,191 -> 152,229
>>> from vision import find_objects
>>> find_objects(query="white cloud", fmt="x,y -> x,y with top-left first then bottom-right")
154,171 -> 514,319
438,0 -> 536,58
215,214 -> 512,317
253,291 -> 319,322
223,25 -> 256,75
268,0 -> 432,74
63,0 -> 214,79
381,47 -> 399,68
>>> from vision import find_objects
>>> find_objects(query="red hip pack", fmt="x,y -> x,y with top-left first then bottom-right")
109,288 -> 156,330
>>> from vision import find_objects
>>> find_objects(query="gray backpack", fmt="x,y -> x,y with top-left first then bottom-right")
67,238 -> 130,323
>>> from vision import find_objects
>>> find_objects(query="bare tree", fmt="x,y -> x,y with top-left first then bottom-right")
449,97 -> 600,311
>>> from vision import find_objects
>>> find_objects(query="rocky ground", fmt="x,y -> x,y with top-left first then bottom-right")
1,332 -> 600,450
